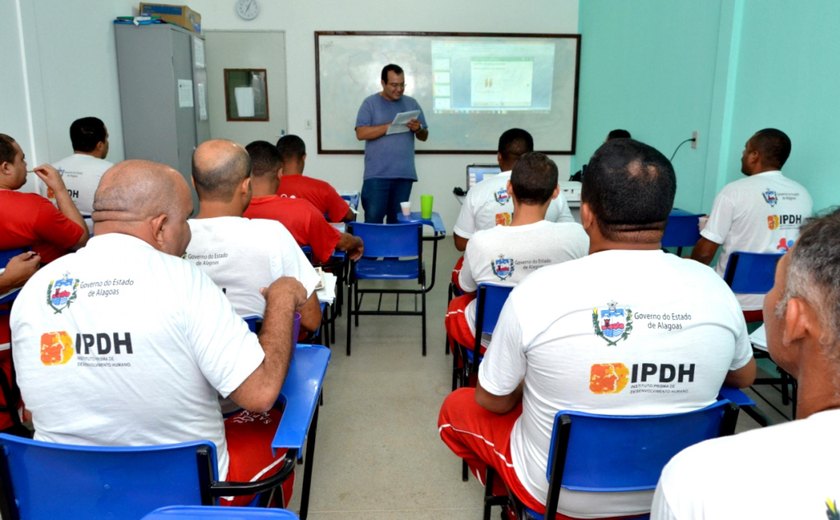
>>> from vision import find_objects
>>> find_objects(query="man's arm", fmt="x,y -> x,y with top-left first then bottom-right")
34,164 -> 89,249
342,207 -> 356,223
0,251 -> 40,293
298,292 -> 322,334
690,237 -> 720,265
355,124 -> 390,141
229,277 -> 306,412
475,380 -> 522,414
336,232 -> 364,261
723,357 -> 756,388
453,234 -> 468,252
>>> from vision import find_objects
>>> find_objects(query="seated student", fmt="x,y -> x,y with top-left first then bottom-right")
243,140 -> 363,265
452,128 -> 574,252
691,128 -> 813,320
653,209 -> 840,519
276,134 -> 354,222
187,139 -> 321,335
438,138 -> 755,519
11,160 -> 302,506
0,133 -> 88,433
44,117 -> 113,230
446,152 -> 588,350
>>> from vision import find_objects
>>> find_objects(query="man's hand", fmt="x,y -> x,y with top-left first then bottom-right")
347,236 -> 364,261
337,233 -> 364,261
262,276 -> 308,310
33,164 -> 68,194
408,119 -> 428,141
0,251 -> 40,293
33,163 -> 89,249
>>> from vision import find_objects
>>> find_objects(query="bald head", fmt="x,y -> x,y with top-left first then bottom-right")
93,160 -> 193,255
192,139 -> 251,202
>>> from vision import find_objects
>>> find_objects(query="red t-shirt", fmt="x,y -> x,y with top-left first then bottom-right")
276,175 -> 350,223
0,191 -> 83,428
244,195 -> 340,264
0,191 -> 84,264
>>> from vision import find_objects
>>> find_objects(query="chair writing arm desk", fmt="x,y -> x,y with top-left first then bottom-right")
272,344 -> 331,520
396,211 -> 447,293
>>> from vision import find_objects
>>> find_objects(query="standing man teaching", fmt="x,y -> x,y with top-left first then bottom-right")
355,64 -> 428,223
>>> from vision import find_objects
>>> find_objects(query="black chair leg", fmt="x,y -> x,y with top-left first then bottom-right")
346,281 -> 352,356
421,290 -> 427,356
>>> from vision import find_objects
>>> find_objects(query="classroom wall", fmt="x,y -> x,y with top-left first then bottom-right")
578,0 -> 838,214
729,0 -> 840,214
5,1 -> 835,222
3,0 -> 578,226
576,1 -> 729,213
1,0 -> 135,191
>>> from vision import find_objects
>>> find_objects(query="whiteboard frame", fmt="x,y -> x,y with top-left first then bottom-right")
315,31 -> 581,155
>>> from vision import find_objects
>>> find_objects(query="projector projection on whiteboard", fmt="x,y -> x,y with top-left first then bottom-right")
315,32 -> 580,154
430,39 -> 554,114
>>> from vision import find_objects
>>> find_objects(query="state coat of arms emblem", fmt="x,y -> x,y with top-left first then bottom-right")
491,256 -> 514,281
592,301 -> 633,346
46,274 -> 79,314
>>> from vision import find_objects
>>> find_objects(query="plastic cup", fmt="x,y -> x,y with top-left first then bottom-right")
420,194 -> 434,219
400,201 -> 411,216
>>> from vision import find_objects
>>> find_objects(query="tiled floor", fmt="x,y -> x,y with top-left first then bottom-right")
287,240 -> 794,519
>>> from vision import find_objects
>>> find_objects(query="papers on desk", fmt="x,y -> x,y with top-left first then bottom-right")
750,324 -> 768,352
385,110 -> 421,135
316,271 -> 337,304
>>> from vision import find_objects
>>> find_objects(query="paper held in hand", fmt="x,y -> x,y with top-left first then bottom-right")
386,110 -> 421,135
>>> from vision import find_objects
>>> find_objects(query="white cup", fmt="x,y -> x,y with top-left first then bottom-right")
400,201 -> 411,216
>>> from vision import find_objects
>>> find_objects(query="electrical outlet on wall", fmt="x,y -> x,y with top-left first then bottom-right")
691,131 -> 699,149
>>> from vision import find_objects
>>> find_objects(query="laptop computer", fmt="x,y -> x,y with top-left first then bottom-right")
466,164 -> 502,191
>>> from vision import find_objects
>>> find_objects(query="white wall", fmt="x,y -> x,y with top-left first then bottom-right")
1,0 -> 135,192
3,0 -> 577,225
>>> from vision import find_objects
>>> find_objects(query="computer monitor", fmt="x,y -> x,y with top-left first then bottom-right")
466,164 -> 502,190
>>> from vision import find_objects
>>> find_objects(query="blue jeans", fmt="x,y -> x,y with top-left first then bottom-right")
361,178 -> 414,223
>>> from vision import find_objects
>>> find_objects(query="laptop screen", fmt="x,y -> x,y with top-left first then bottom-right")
466,164 -> 502,190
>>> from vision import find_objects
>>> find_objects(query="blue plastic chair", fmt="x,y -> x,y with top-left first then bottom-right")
661,211 -> 702,256
450,283 -> 514,391
0,344 -> 331,520
722,251 -> 783,295
0,436 -> 292,520
484,399 -> 740,520
345,222 -> 426,356
723,251 -> 796,416
0,248 -> 29,434
143,505 -> 299,519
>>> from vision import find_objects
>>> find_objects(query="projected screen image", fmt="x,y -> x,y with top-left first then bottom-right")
431,40 -> 555,114
316,32 -> 580,154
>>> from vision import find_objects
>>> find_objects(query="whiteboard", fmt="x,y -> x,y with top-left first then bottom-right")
315,31 -> 581,154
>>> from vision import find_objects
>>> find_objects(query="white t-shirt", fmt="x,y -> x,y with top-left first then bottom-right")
186,217 -> 320,317
479,250 -> 752,518
45,153 -> 113,216
10,233 -> 265,479
459,220 -> 589,332
652,409 -> 840,519
701,170 -> 812,310
453,171 -> 575,239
